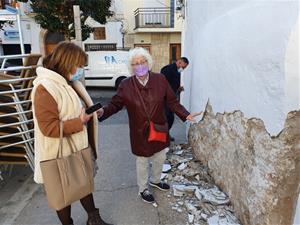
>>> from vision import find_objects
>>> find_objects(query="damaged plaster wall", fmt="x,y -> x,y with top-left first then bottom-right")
188,103 -> 300,225
182,0 -> 299,134
182,0 -> 300,224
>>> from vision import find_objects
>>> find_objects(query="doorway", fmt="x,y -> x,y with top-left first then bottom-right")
44,32 -> 65,55
169,44 -> 181,64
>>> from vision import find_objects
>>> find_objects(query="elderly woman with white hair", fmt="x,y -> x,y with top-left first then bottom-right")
97,47 -> 201,203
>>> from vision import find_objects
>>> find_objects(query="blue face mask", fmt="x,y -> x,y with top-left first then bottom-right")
70,68 -> 84,81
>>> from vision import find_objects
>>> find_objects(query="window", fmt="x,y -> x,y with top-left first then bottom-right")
93,27 -> 106,40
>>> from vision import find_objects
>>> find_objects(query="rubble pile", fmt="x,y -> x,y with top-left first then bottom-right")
163,144 -> 242,225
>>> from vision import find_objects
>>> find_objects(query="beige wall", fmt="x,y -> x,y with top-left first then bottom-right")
125,32 -> 181,73
150,33 -> 170,73
134,34 -> 151,44
170,33 -> 181,43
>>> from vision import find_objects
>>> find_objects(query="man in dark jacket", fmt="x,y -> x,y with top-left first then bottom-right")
160,57 -> 189,140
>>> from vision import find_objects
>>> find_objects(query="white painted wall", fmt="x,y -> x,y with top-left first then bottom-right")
111,0 -> 124,15
285,16 -> 300,112
182,0 -> 299,223
182,0 -> 299,135
295,196 -> 300,225
84,0 -> 124,48
28,20 -> 41,53
84,21 -> 123,48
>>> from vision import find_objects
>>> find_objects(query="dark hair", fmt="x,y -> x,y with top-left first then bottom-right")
43,41 -> 87,79
180,57 -> 189,64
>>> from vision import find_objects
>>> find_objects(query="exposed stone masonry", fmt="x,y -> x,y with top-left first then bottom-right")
188,101 -> 300,225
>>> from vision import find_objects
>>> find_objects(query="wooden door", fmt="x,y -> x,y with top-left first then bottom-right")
169,44 -> 181,64
44,32 -> 65,55
45,43 -> 58,55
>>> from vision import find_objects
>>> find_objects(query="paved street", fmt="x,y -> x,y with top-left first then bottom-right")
0,87 -> 188,225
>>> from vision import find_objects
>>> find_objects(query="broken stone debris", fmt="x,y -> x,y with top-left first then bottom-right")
163,144 -> 241,225
207,214 -> 240,225
178,162 -> 187,170
162,164 -> 172,173
189,214 -> 195,223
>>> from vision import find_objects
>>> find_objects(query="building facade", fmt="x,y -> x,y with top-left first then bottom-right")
118,0 -> 184,73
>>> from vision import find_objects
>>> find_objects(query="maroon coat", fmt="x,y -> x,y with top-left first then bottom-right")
100,72 -> 190,157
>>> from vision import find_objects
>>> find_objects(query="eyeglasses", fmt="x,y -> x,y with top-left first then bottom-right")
131,60 -> 147,67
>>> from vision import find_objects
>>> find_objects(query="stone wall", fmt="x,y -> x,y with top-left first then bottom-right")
188,101 -> 300,225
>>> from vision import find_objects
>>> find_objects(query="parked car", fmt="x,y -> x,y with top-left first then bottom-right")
84,50 -> 130,88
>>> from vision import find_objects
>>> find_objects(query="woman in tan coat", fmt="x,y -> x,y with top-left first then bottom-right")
32,42 -> 112,225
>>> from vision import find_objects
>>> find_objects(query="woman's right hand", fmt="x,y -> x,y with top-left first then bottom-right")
186,111 -> 203,122
80,108 -> 93,124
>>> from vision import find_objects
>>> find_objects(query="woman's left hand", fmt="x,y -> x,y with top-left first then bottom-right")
96,108 -> 104,118
80,108 -> 93,124
186,111 -> 203,122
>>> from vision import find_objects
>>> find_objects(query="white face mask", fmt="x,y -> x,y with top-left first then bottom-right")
178,68 -> 184,73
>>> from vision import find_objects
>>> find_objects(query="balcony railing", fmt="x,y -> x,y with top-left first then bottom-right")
134,7 -> 173,29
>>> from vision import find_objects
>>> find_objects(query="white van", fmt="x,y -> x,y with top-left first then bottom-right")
84,50 -> 130,88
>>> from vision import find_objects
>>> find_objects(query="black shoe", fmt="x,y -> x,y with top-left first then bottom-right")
140,189 -> 155,203
149,181 -> 170,191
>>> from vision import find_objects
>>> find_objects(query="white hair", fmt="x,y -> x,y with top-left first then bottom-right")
128,47 -> 153,75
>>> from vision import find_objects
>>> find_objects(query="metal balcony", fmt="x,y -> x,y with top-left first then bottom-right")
134,7 -> 174,29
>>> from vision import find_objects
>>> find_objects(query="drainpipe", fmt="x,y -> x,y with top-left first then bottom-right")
170,0 -> 175,28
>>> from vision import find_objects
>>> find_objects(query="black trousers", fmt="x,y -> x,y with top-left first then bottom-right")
165,106 -> 175,130
165,93 -> 179,130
